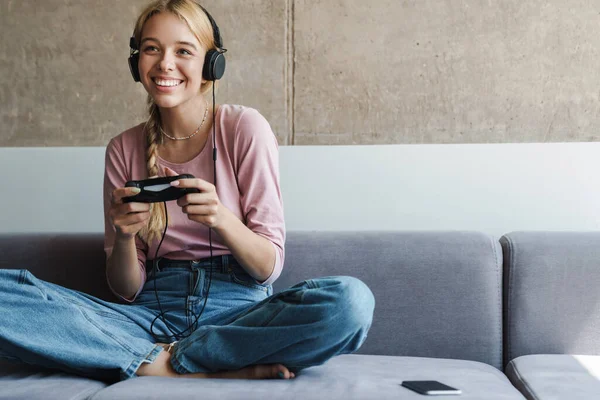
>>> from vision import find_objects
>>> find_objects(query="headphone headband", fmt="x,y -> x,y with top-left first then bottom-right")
197,5 -> 223,49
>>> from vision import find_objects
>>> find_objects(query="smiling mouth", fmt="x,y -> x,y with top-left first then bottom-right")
152,78 -> 184,87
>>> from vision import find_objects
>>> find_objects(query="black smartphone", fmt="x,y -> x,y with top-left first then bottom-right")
401,380 -> 461,396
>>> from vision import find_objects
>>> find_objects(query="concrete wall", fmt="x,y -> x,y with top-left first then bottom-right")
2,0 -> 600,146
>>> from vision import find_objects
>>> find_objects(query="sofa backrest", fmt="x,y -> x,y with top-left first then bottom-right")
275,231 -> 504,369
501,232 -> 600,367
0,233 -> 113,301
0,231 -> 504,370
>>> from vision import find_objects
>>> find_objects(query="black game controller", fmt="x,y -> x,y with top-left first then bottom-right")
123,174 -> 200,203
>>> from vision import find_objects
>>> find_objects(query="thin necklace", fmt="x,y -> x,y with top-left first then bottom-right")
160,99 -> 209,141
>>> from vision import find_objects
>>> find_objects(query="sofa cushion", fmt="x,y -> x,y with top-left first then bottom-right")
0,360 -> 107,400
506,355 -> 600,400
89,354 -> 526,400
276,231 -> 504,369
501,232 -> 600,366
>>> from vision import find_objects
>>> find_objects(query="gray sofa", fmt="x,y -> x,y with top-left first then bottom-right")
0,231 -> 598,399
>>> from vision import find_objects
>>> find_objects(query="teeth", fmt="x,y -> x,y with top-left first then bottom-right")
154,79 -> 182,87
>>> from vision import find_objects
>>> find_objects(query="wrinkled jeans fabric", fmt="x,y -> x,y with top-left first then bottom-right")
0,255 -> 374,381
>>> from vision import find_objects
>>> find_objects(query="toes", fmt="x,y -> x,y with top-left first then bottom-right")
252,364 -> 285,379
272,364 -> 287,379
273,364 -> 293,379
240,364 -> 295,380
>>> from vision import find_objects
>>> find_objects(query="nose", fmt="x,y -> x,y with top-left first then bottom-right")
158,52 -> 175,72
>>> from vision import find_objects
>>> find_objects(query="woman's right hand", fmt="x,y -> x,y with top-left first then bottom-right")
109,187 -> 151,240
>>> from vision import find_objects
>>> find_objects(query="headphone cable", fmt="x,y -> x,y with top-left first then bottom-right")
149,85 -> 218,342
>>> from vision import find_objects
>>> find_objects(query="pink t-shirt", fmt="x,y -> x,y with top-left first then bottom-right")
103,104 -> 285,302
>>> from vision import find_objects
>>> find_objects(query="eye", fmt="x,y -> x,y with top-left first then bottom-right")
178,48 -> 192,56
142,45 -> 159,52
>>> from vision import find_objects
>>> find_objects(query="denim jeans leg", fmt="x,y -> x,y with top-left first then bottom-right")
170,276 -> 375,374
0,269 -> 162,381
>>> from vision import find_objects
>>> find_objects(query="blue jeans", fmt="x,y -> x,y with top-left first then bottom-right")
0,255 -> 374,381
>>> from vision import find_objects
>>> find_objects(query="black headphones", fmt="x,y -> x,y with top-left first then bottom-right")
128,4 -> 227,82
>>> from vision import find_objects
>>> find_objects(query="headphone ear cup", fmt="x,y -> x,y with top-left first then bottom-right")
128,53 -> 141,82
203,49 -> 226,81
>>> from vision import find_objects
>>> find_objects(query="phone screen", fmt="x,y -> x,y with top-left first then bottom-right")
401,380 -> 461,395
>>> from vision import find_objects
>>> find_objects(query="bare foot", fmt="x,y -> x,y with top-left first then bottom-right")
136,344 -> 296,379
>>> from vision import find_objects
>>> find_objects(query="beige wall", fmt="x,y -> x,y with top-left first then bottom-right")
1,0 -> 599,146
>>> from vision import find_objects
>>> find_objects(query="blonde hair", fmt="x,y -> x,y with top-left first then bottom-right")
133,0 -> 221,244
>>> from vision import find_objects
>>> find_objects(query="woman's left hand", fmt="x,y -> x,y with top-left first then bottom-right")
164,167 -> 225,229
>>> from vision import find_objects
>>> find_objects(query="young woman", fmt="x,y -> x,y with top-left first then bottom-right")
0,0 -> 374,382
